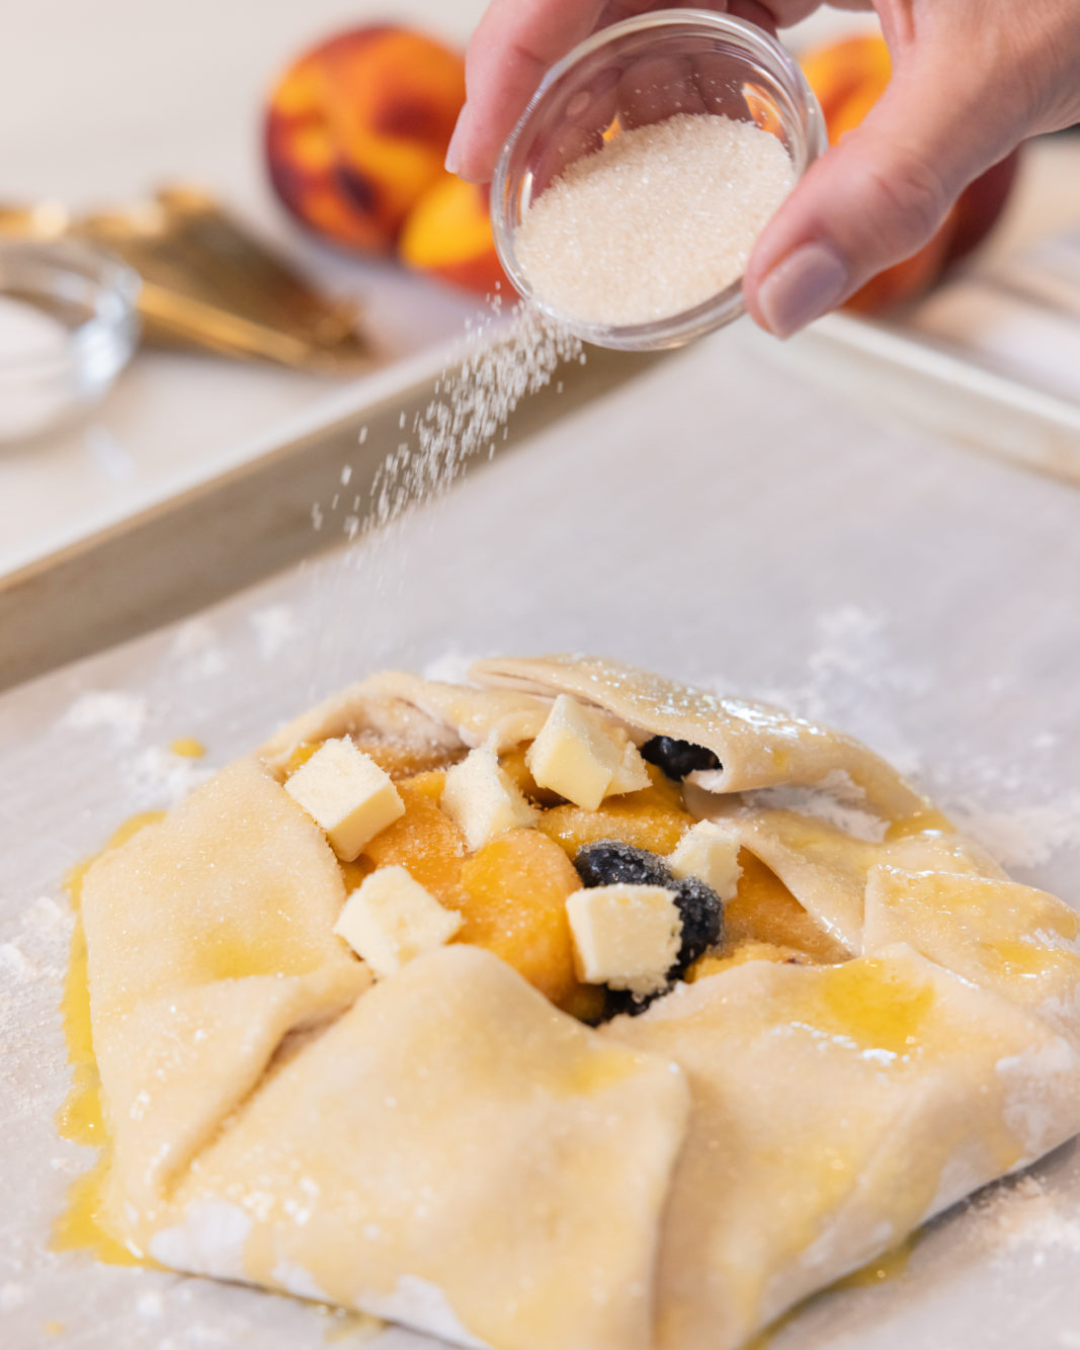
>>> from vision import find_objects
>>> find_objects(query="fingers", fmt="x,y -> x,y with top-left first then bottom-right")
744,56 -> 1020,337
447,0 -> 875,184
447,0 -> 607,182
448,0 -> 754,183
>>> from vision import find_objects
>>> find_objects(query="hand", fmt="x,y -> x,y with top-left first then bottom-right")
447,0 -> 1080,336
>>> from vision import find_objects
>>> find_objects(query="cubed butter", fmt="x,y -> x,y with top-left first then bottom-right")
667,821 -> 742,901
284,737 -> 404,861
607,730 -> 652,796
566,883 -> 682,997
441,744 -> 537,850
334,865 -> 462,977
527,695 -> 648,810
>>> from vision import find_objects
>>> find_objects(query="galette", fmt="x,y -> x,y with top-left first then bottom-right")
74,655 -> 1080,1350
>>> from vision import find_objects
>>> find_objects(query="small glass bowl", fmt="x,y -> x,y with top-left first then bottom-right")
491,9 -> 826,351
0,241 -> 141,442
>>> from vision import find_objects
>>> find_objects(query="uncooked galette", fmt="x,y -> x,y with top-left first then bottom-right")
77,655 -> 1080,1350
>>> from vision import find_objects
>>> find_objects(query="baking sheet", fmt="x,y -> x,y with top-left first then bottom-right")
5,322 -> 1080,1350
0,335 -> 659,692
789,135 -> 1080,485
794,310 -> 1080,487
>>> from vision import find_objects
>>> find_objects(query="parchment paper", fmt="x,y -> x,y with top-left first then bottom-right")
4,323 -> 1080,1350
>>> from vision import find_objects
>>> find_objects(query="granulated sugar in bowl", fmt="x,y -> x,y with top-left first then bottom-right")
491,10 -> 826,351
514,112 -> 794,329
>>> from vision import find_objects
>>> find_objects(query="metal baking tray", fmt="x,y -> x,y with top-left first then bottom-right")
790,310 -> 1080,484
0,337 -> 660,692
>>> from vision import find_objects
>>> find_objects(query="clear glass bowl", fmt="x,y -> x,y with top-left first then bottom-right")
491,9 -> 826,351
0,241 -> 141,442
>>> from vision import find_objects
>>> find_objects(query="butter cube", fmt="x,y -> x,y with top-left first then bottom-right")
285,737 -> 404,861
334,865 -> 461,977
668,821 -> 742,901
566,883 -> 682,997
607,730 -> 651,796
441,744 -> 537,851
527,695 -> 642,810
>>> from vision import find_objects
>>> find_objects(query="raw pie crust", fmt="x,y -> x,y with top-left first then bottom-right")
78,655 -> 1080,1350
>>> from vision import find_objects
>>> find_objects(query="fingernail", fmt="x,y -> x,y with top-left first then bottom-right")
757,242 -> 848,338
445,114 -> 466,176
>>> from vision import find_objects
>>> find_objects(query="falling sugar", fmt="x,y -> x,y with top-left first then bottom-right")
365,304 -> 581,533
305,301 -> 582,685
515,113 -> 794,327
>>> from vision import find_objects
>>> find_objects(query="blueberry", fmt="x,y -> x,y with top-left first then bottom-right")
669,877 -> 723,977
640,736 -> 721,780
604,988 -> 657,1018
597,881 -> 724,1022
574,843 -> 724,1018
574,840 -> 674,890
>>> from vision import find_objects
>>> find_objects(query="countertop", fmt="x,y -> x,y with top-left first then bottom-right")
0,0 -> 490,577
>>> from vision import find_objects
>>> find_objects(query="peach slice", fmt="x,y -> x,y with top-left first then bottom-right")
362,783 -> 468,909
538,765 -> 694,860
459,828 -> 584,1009
362,784 -> 586,1011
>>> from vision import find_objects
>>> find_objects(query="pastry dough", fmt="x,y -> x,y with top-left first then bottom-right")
75,656 -> 1080,1350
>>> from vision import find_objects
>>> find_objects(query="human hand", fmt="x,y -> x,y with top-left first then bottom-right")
447,0 -> 1080,336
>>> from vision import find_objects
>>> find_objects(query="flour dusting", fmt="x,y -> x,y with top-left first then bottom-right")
60,691 -> 148,744
422,650 -> 489,685
949,797 -> 1080,872
0,1282 -> 26,1311
250,605 -> 298,661
736,771 -> 888,842
129,746 -> 214,807
970,1173 -> 1080,1259
753,605 -> 929,781
0,942 -> 40,983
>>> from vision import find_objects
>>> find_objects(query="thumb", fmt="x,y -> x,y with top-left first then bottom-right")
743,57 -> 1017,338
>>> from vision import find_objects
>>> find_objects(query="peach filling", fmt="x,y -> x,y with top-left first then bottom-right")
284,736 -> 465,781
537,763 -> 695,857
459,830 -> 585,1010
288,733 -> 846,1015
361,775 -> 597,1014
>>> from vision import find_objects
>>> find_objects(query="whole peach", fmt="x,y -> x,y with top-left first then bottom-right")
947,149 -> 1023,264
266,26 -> 466,253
